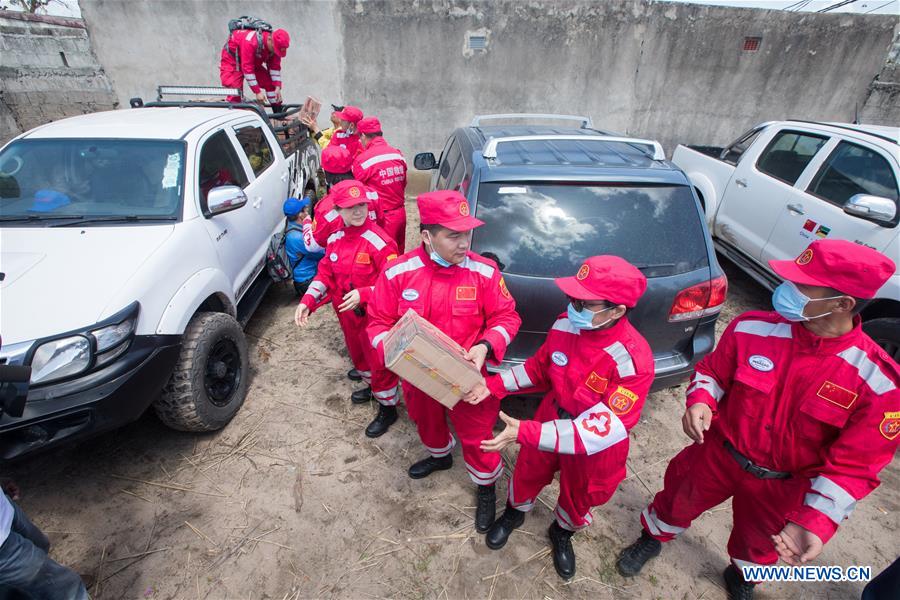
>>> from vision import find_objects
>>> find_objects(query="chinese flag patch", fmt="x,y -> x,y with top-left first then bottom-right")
880,412 -> 900,440
817,381 -> 858,409
585,372 -> 608,394
802,219 -> 817,232
456,286 -> 477,301
355,252 -> 371,264
608,385 -> 638,415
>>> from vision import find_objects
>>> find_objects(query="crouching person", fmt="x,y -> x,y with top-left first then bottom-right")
464,256 -> 654,580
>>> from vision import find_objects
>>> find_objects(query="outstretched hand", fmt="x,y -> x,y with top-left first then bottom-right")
772,522 -> 824,565
480,412 -> 521,453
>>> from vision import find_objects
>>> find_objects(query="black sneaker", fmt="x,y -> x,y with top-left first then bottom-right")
475,485 -> 496,533
347,369 -> 363,382
486,504 -> 526,549
407,455 -> 453,479
548,521 -> 576,579
723,564 -> 756,600
350,387 -> 372,404
365,405 -> 398,438
616,530 -> 662,577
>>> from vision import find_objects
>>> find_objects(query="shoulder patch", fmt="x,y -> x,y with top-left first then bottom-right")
880,412 -> 900,440
499,277 -> 511,299
608,385 -> 638,415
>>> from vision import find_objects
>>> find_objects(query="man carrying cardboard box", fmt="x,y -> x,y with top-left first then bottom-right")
367,190 -> 522,533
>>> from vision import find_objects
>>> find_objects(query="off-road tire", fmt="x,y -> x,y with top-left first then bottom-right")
155,312 -> 248,431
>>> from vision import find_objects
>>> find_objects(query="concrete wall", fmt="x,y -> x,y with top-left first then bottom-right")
56,1 -> 900,157
0,10 -> 116,143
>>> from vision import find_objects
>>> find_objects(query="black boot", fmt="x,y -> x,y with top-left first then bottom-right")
616,530 -> 662,577
486,504 -> 526,549
475,485 -> 496,533
365,405 -> 398,438
408,455 -> 453,479
347,369 -> 362,382
350,386 -> 372,404
548,521 -> 576,579
723,564 -> 756,600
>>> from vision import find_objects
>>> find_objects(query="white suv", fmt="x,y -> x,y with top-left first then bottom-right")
0,104 -> 319,460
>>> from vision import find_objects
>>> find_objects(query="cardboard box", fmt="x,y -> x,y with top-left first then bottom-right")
383,309 -> 484,409
299,96 -> 322,122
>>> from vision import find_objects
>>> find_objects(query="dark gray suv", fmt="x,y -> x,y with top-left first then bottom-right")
414,114 -> 726,390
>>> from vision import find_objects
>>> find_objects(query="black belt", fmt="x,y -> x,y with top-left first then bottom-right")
724,440 -> 791,480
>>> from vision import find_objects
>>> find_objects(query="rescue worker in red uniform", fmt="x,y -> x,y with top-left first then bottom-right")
463,256 -> 654,579
308,179 -> 382,253
367,190 -> 522,532
616,239 -> 899,600
328,106 -> 363,158
352,117 -> 409,253
220,27 -> 290,111
295,181 -> 401,438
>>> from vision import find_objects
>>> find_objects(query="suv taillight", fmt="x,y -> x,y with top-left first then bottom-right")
668,276 -> 728,322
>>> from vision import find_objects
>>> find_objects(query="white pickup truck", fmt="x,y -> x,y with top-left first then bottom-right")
673,120 -> 900,360
0,101 -> 319,460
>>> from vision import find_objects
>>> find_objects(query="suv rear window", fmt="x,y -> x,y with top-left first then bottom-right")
473,183 -> 708,278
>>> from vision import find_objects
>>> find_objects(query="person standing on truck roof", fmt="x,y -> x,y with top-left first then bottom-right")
366,190 -> 522,533
616,239 -> 899,600
294,181 -> 402,438
220,27 -> 290,113
463,256 -> 654,580
353,117 -> 409,253
328,106 -> 363,158
283,197 -> 324,297
302,104 -> 344,150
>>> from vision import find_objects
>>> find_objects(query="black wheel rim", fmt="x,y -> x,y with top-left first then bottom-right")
205,338 -> 242,407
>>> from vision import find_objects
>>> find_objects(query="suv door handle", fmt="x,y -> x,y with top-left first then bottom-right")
735,178 -> 748,188
253,196 -> 262,209
787,203 -> 805,215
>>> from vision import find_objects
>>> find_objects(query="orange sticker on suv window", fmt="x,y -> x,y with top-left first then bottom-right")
817,381 -> 857,410
355,252 -> 371,264
585,372 -> 608,394
608,386 -> 638,415
456,286 -> 477,301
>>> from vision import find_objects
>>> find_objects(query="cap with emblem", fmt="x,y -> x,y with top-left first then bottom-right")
417,190 -> 484,232
555,255 -> 648,307
334,105 -> 363,124
271,29 -> 290,57
769,239 -> 895,299
331,179 -> 371,208
321,145 -> 353,174
357,117 -> 382,135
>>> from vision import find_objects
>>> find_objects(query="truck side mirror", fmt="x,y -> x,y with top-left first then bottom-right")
414,152 -> 437,171
843,193 -> 897,226
205,185 -> 248,218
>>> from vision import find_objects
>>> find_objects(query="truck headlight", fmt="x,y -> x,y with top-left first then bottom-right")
30,336 -> 91,384
92,316 -> 136,367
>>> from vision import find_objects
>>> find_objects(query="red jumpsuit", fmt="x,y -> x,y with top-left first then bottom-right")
309,188 -> 382,251
330,129 -> 361,158
486,314 -> 654,530
300,223 -> 400,406
220,29 -> 282,104
352,137 -> 408,252
367,247 -> 522,485
642,311 -> 900,573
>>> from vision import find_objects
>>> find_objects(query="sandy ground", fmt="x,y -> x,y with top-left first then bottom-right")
6,199 -> 898,600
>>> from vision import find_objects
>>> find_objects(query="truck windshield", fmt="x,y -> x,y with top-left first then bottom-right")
0,139 -> 185,223
473,183 -> 708,278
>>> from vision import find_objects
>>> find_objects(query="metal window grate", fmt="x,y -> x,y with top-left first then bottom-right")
467,35 -> 487,51
743,37 -> 761,52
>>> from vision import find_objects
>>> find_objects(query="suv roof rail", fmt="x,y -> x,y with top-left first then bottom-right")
482,135 -> 666,161
785,119 -> 899,146
470,113 -> 593,129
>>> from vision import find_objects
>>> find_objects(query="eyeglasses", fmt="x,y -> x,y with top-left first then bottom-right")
568,297 -> 609,313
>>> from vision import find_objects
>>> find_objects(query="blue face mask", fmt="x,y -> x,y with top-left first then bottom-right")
567,303 -> 614,330
772,281 -> 842,322
429,250 -> 453,268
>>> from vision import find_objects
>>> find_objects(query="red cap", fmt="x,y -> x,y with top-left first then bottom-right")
331,180 -> 371,208
321,144 -> 353,174
769,239 -> 895,299
555,256 -> 648,307
272,29 -> 290,57
334,105 -> 363,124
357,117 -> 382,134
417,190 -> 483,232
